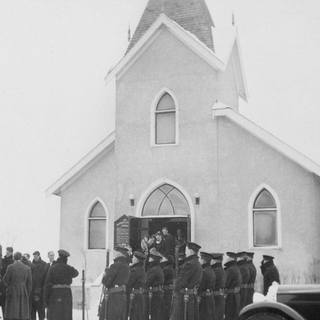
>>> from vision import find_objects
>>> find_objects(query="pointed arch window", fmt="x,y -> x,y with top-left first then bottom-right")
253,189 -> 278,247
88,202 -> 106,249
142,184 -> 189,216
155,93 -> 176,144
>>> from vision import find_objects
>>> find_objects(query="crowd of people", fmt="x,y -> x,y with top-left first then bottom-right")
99,227 -> 281,320
0,246 -> 78,320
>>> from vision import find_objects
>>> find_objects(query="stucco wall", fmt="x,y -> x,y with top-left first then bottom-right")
59,148 -> 116,283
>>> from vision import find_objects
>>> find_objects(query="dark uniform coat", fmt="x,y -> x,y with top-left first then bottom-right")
99,256 -> 130,320
31,258 -> 48,320
3,260 -> 32,320
161,261 -> 175,320
224,261 -> 242,320
44,257 -> 79,320
162,234 -> 175,257
246,261 -> 256,305
261,260 -> 280,295
127,262 -> 146,320
0,255 -> 14,312
146,261 -> 164,320
237,261 -> 250,310
212,263 -> 225,320
198,263 -> 215,320
170,254 -> 203,320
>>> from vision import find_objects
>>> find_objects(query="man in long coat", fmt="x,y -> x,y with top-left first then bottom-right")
146,250 -> 164,320
160,254 -> 175,320
237,252 -> 250,310
198,252 -> 215,320
211,253 -> 225,320
170,242 -> 203,320
224,252 -> 242,320
260,255 -> 280,296
0,247 -> 14,317
3,251 -> 32,320
127,251 -> 147,320
31,251 -> 48,320
44,249 -> 79,320
245,252 -> 256,305
99,247 -> 130,320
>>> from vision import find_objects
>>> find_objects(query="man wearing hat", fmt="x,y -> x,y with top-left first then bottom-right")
99,246 -> 130,320
31,251 -> 47,320
260,255 -> 280,295
245,252 -> 256,305
44,249 -> 79,320
237,252 -> 250,310
0,246 -> 14,317
224,252 -> 242,320
160,254 -> 175,320
198,252 -> 216,320
211,253 -> 225,320
170,242 -> 203,320
146,249 -> 164,320
127,251 -> 147,320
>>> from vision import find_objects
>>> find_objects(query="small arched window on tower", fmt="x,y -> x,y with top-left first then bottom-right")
155,93 -> 176,145
253,189 -> 278,247
88,202 -> 106,249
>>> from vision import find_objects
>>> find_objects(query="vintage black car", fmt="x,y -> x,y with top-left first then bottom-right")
239,284 -> 320,320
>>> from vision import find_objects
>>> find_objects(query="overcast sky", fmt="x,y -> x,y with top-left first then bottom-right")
1,0 -> 320,257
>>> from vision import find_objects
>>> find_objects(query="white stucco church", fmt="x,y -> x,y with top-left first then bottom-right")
47,0 -> 320,292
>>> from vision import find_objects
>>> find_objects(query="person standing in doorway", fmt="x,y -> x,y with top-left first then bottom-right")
161,226 -> 175,257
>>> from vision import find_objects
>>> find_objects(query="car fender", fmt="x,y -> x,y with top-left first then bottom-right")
239,301 -> 306,320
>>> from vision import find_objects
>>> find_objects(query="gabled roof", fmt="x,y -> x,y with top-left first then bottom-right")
127,0 -> 215,53
105,14 -> 248,101
212,105 -> 320,177
46,132 -> 115,196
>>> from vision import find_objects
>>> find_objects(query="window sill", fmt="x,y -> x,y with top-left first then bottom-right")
85,249 -> 107,252
249,245 -> 282,250
151,143 -> 179,148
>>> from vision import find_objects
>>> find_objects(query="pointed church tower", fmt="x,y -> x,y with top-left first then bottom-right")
127,0 -> 215,52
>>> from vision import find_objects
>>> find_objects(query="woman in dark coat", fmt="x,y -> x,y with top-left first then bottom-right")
44,249 -> 79,320
160,255 -> 175,320
3,251 -> 32,320
146,250 -> 164,320
199,252 -> 216,320
127,251 -> 147,320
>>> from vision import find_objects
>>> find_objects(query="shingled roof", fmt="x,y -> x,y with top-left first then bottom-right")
127,0 -> 215,53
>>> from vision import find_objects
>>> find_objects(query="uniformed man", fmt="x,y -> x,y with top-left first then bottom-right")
99,246 -> 130,320
127,251 -> 147,320
224,252 -> 242,320
245,252 -> 256,305
237,252 -> 250,310
160,254 -> 175,320
170,242 -> 203,320
211,253 -> 225,320
146,249 -> 164,320
44,249 -> 79,320
198,252 -> 215,320
260,255 -> 280,296
0,246 -> 14,317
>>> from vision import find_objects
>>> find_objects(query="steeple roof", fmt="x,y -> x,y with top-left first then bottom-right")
127,0 -> 215,52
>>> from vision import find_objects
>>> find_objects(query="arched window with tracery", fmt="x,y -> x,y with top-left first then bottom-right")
252,188 -> 278,247
155,93 -> 176,145
88,201 -> 106,249
142,184 -> 189,216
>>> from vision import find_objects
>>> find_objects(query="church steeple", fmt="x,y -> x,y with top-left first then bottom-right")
127,0 -> 215,53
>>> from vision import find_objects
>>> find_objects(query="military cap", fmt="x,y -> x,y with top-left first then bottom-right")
186,242 -> 201,252
114,246 -> 129,256
200,252 -> 213,261
226,252 -> 237,259
133,251 -> 146,261
237,252 -> 247,258
245,252 -> 254,258
263,255 -> 274,261
58,249 -> 70,258
211,253 -> 224,260
33,250 -> 40,256
6,247 -> 13,253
